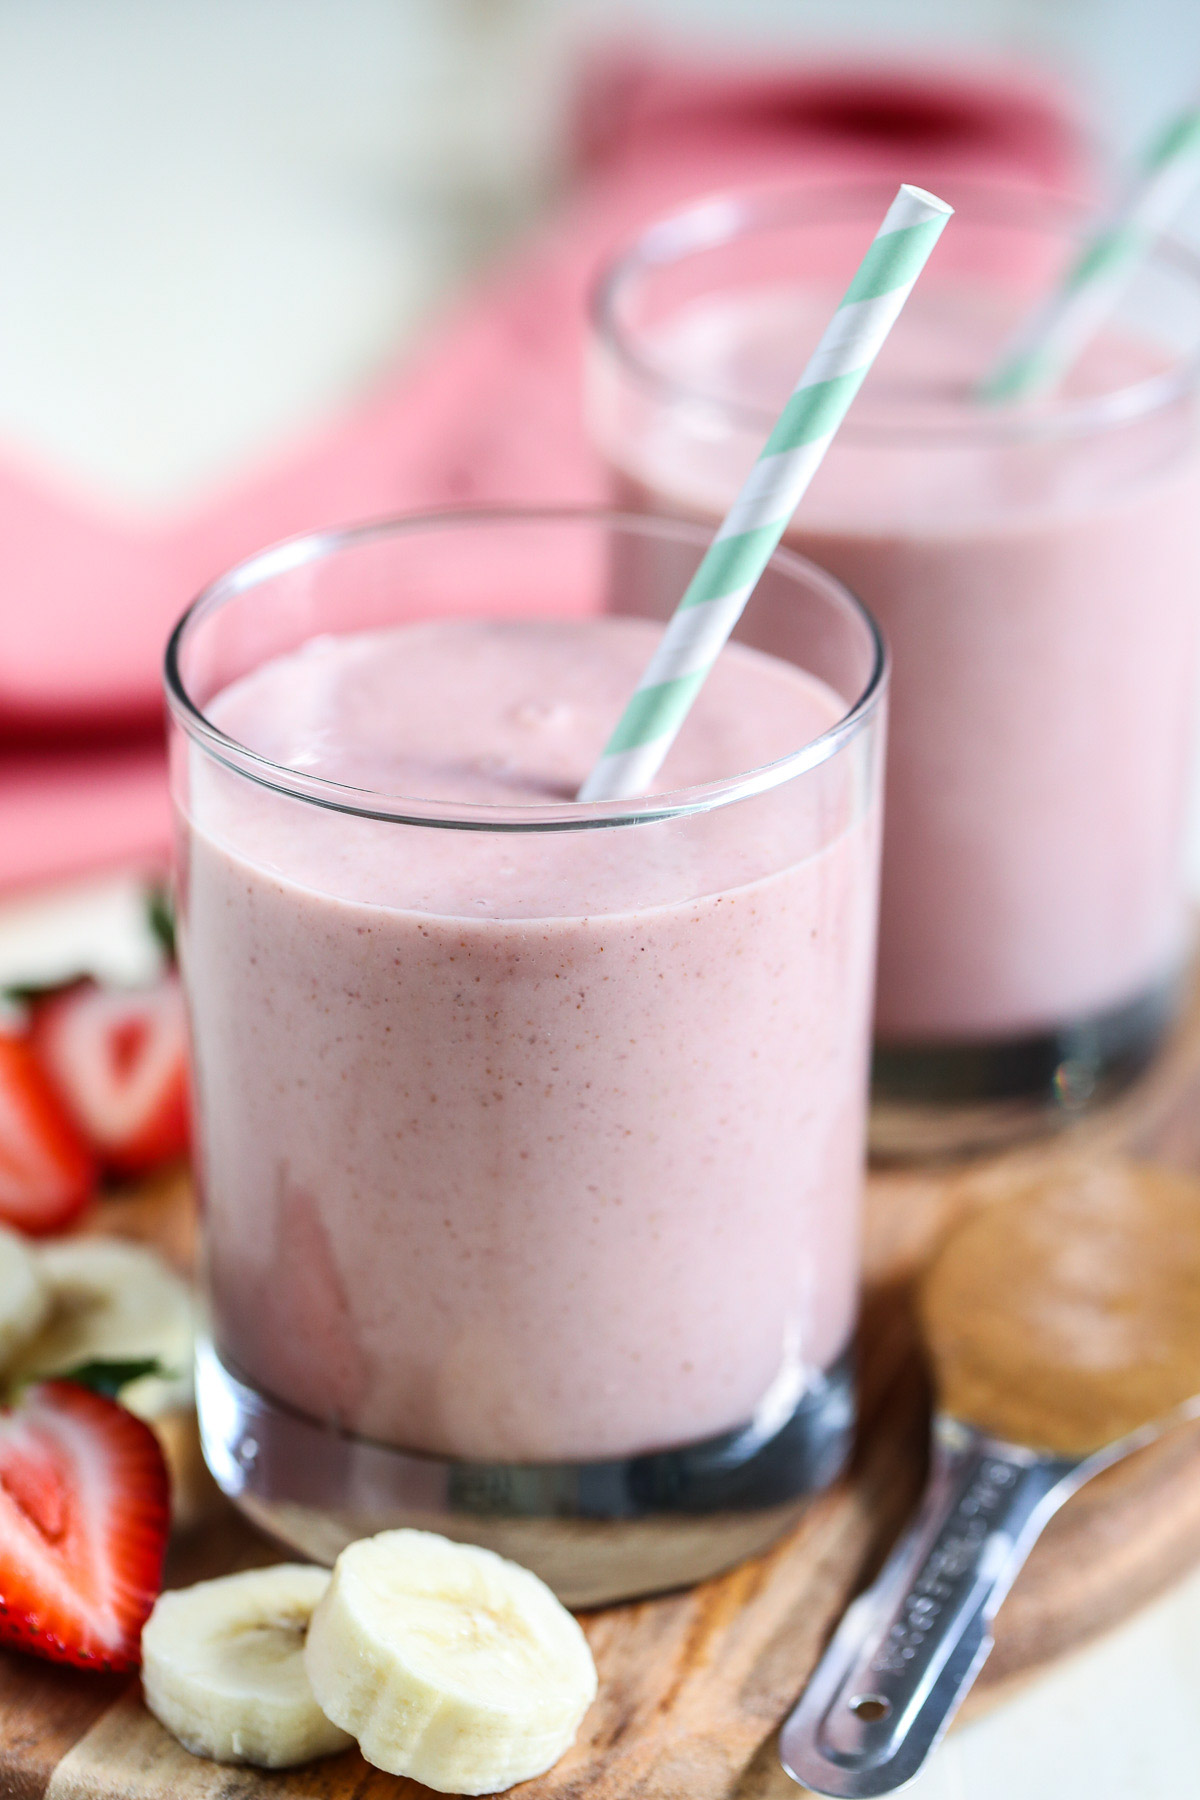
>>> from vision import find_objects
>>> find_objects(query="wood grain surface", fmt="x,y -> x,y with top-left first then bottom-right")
4,984 -> 1200,1800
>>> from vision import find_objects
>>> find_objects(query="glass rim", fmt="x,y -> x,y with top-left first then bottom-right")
590,176 -> 1200,444
164,504 -> 887,834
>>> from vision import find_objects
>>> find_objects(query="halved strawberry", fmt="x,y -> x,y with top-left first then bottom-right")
0,1381 -> 169,1671
0,1033 -> 95,1234
32,978 -> 190,1176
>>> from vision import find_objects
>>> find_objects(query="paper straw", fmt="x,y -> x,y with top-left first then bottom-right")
577,183 -> 952,804
980,102 -> 1200,404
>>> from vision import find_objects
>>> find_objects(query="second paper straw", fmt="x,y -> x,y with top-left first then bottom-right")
578,182 -> 952,805
979,101 -> 1200,404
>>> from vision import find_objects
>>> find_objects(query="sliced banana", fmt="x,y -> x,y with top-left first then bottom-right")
10,1236 -> 194,1416
141,1565 -> 354,1767
304,1528 -> 597,1794
0,1226 -> 50,1369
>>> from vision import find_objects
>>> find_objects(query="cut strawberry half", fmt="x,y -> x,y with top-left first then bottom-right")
32,978 -> 190,1176
0,1381 -> 169,1671
0,1032 -> 95,1234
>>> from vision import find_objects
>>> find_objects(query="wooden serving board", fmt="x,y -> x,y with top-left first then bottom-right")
7,984 -> 1200,1800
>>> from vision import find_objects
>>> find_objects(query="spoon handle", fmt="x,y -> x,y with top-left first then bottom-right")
778,1418 -> 1083,1797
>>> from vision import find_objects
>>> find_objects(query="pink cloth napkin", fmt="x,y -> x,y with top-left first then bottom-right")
0,52 -> 1090,892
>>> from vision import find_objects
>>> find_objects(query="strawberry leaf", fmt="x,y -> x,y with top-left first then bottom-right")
55,1358 -> 167,1398
145,886 -> 176,964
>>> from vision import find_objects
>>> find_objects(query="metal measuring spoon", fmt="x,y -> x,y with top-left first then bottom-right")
779,1159 -> 1200,1797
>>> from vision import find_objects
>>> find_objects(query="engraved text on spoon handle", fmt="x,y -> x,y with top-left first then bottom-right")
778,1418 -> 1083,1797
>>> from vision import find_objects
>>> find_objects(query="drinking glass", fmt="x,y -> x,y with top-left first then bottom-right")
589,182 -> 1200,1153
165,507 -> 886,1603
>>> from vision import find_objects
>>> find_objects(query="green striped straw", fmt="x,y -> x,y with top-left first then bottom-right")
577,183 -> 952,804
980,101 -> 1200,404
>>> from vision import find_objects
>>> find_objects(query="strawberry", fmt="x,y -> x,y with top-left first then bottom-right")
0,1381 -> 168,1671
0,1032 -> 95,1234
32,977 -> 190,1176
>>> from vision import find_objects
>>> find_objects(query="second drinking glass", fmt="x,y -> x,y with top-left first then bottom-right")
590,182 -> 1200,1151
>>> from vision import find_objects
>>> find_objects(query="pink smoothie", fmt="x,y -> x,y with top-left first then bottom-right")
599,290 -> 1200,1042
179,617 -> 879,1463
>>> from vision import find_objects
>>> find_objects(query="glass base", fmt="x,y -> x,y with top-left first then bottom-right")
196,1340 -> 854,1607
870,971 -> 1183,1161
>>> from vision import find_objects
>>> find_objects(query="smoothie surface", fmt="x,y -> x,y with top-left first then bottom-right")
207,615 -> 847,806
618,287 -> 1182,530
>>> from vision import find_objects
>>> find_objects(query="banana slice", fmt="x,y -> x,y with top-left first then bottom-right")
10,1236 -> 194,1415
304,1528 -> 597,1794
0,1225 -> 50,1368
141,1565 -> 354,1767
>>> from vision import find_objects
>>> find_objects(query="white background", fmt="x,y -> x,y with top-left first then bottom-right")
0,0 -> 1198,518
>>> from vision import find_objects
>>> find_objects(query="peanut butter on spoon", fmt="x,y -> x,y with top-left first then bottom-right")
781,1158 -> 1200,1799
919,1159 -> 1200,1457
